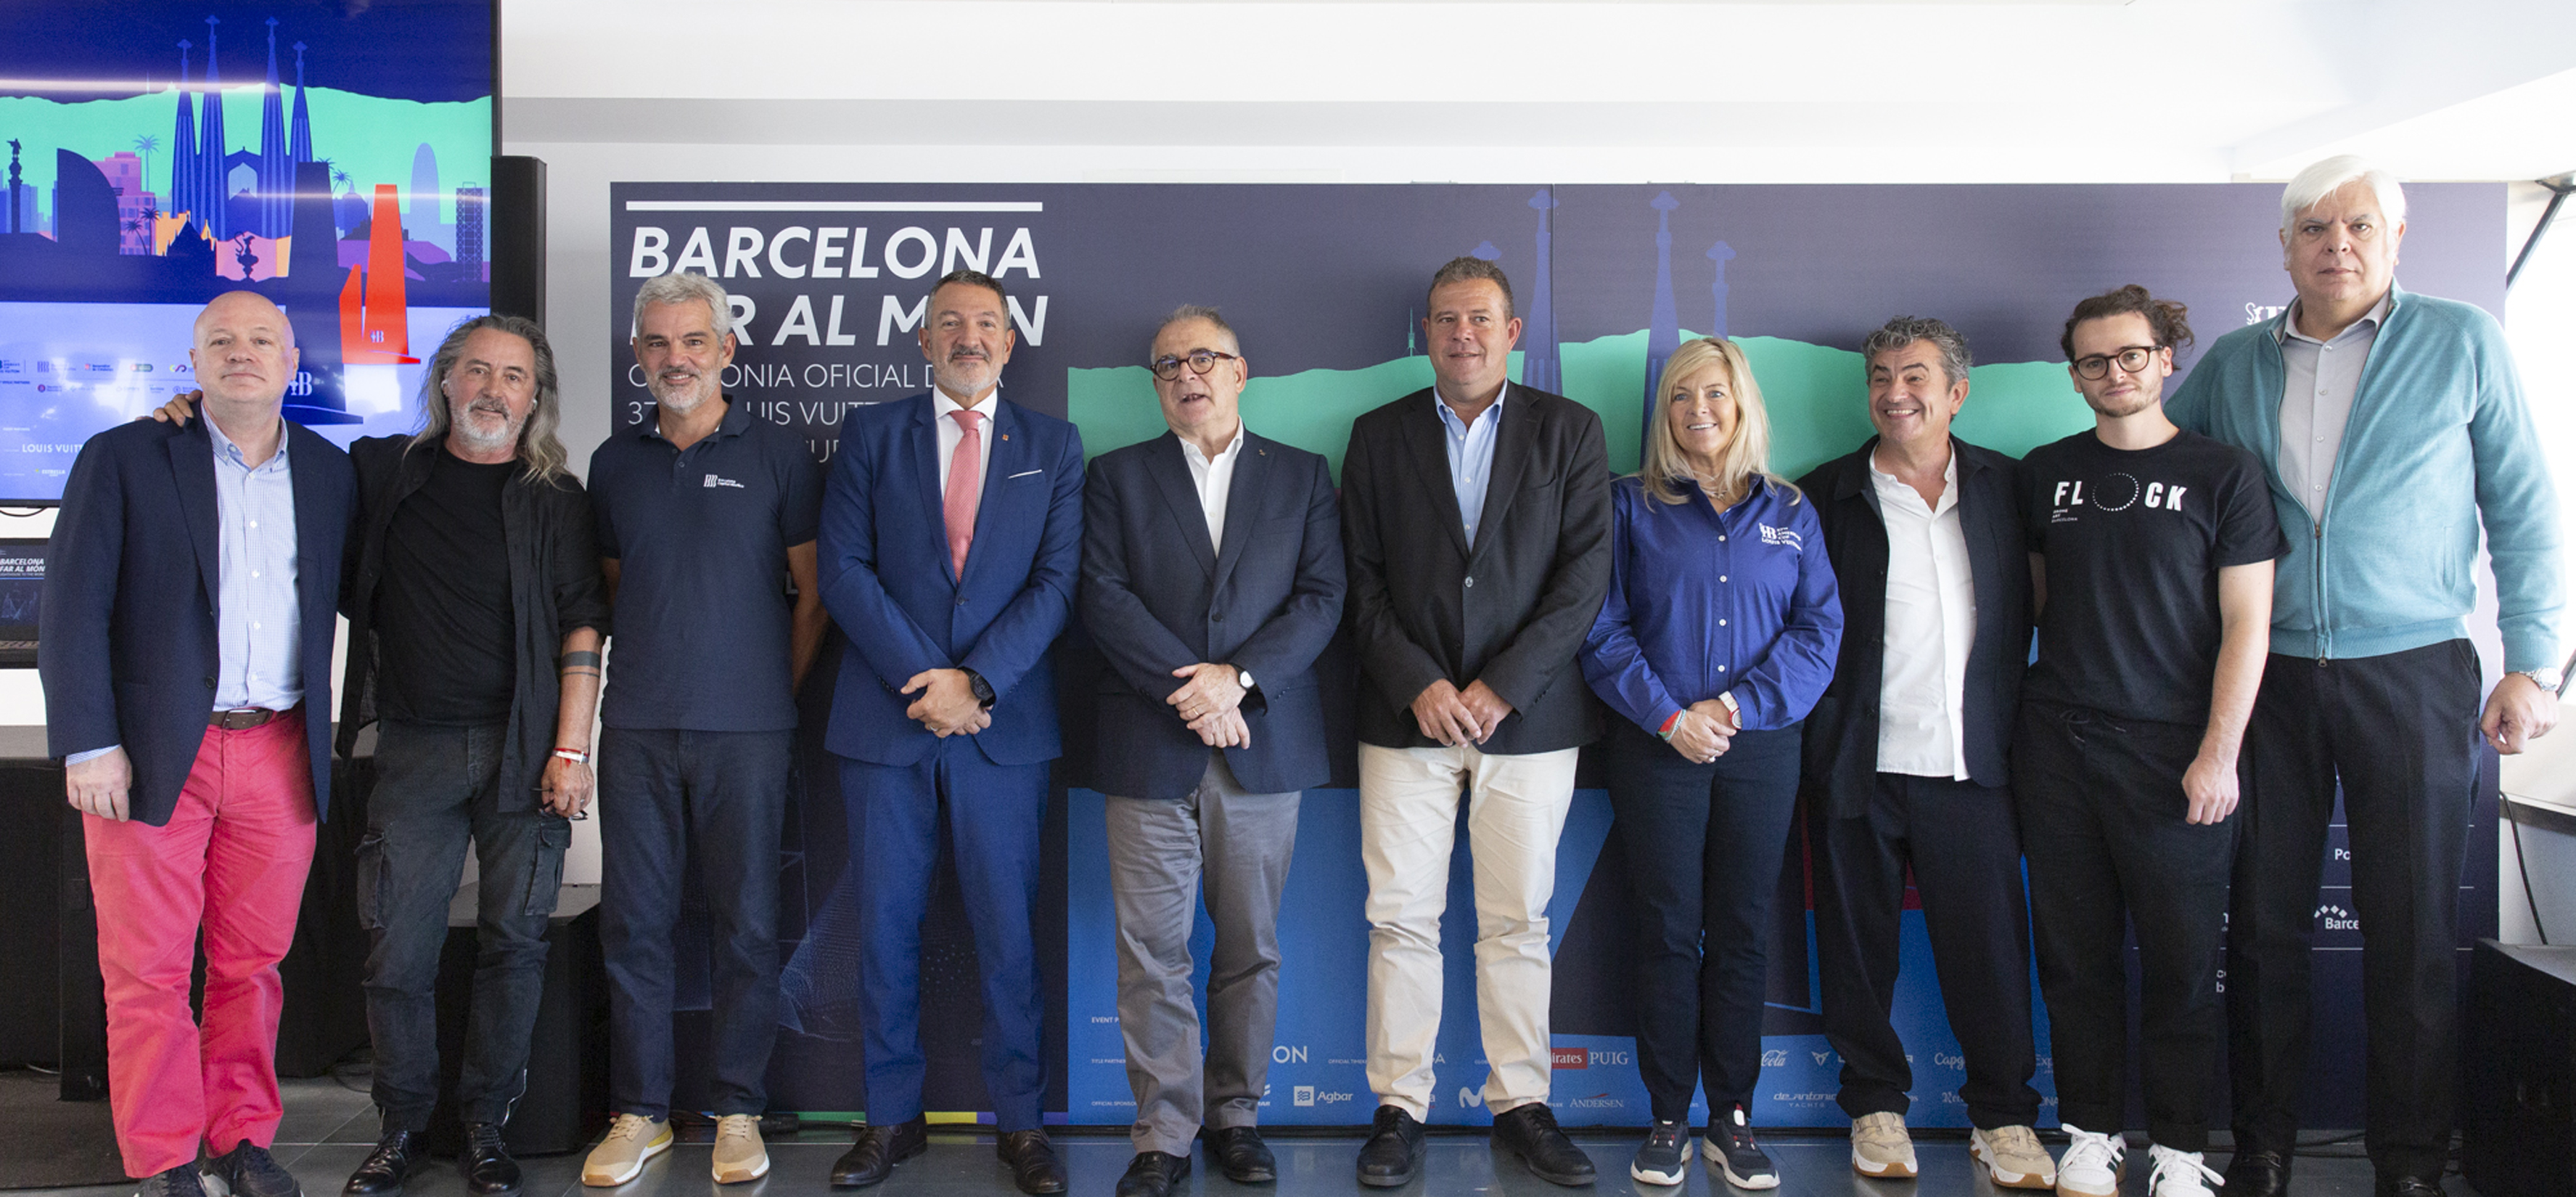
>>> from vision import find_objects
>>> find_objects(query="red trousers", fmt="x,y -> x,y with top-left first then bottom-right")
82,710 -> 316,1177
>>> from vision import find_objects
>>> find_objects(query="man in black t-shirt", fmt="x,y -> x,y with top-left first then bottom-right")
2014,287 -> 2285,1197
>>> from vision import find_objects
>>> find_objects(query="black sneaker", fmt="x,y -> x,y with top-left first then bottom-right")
206,1142 -> 302,1197
1699,1106 -> 1777,1190
1629,1120 -> 1689,1187
139,1164 -> 208,1197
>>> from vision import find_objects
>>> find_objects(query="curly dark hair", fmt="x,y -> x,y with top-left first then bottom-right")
2060,284 -> 2193,361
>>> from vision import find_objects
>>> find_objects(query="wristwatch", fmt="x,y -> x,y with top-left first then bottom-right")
1234,665 -> 1257,693
961,668 -> 998,709
2513,667 -> 2565,695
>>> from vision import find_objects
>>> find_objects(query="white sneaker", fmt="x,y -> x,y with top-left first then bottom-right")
2053,1124 -> 2125,1197
1849,1112 -> 1916,1178
1971,1124 -> 2056,1189
2146,1143 -> 2223,1197
583,1114 -> 673,1187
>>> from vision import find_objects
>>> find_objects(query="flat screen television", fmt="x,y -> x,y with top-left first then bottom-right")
0,0 -> 496,504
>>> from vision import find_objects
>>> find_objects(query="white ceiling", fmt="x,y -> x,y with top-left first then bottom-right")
500,0 -> 2576,184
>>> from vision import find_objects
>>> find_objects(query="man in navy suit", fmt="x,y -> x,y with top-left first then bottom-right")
1079,307 -> 1345,1197
41,290 -> 353,1197
819,269 -> 1083,1195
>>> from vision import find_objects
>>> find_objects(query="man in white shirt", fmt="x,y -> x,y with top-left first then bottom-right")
1076,306 -> 1345,1197
1794,317 -> 2049,1188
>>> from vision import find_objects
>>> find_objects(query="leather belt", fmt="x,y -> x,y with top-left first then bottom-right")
209,707 -> 284,731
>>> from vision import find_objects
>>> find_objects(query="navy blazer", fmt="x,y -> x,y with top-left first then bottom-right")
40,416 -> 355,827
820,392 -> 1084,767
1794,437 -> 2030,820
1080,429 -> 1345,800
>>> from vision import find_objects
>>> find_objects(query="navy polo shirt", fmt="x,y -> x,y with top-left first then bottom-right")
588,397 -> 823,732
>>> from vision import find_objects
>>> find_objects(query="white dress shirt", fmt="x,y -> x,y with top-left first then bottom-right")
1178,425 -> 1247,554
2277,291 -> 2391,523
1871,454 -> 1975,779
933,386 -> 999,495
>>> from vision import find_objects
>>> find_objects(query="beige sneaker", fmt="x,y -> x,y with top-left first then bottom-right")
1971,1124 -> 2058,1190
1849,1111 -> 1917,1178
583,1114 -> 673,1186
712,1114 -> 770,1184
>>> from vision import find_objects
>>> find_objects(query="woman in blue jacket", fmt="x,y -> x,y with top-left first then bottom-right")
1583,337 -> 1842,1190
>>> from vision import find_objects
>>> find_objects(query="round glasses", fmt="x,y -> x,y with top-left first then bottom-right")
2072,345 -> 2159,380
1149,350 -> 1239,382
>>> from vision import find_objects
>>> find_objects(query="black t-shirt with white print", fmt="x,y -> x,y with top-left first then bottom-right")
2020,428 -> 2286,728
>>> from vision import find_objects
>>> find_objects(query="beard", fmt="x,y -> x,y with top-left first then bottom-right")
450,399 -> 526,455
647,372 -> 717,414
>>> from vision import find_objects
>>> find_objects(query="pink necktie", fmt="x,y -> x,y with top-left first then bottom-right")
945,408 -> 985,577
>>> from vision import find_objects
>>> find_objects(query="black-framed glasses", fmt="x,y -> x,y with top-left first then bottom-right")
1149,350 -> 1239,382
2072,345 -> 2159,380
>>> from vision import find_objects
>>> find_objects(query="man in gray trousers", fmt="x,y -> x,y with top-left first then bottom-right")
1078,305 -> 1346,1197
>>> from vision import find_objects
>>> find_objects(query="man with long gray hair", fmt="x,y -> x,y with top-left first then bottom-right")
579,272 -> 826,1187
329,313 -> 610,1197
2170,156 -> 2564,1197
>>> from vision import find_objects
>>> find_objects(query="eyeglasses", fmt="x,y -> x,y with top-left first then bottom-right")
2072,345 -> 2160,380
1149,350 -> 1239,382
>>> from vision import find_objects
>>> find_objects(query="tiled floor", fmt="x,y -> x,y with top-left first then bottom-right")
15,1078 -> 2476,1197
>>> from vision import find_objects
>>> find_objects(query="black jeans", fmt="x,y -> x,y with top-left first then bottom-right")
356,721 -> 570,1131
1604,719 -> 1802,1122
2226,641 -> 2482,1180
2014,702 -> 2234,1151
598,727 -> 789,1119
1810,772 -> 2040,1130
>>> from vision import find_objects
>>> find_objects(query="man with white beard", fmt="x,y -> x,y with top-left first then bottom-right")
578,272 -> 826,1187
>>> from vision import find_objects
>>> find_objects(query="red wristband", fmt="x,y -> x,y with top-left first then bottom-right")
1656,710 -> 1683,739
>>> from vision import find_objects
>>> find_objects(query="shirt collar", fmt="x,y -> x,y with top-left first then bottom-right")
2277,289 -> 2395,346
935,387 -> 999,421
1178,424 -> 1247,467
1432,380 -> 1509,429
206,414 -> 287,469
642,394 -> 752,443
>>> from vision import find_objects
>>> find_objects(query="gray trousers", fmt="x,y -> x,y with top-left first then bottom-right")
1105,753 -> 1300,1155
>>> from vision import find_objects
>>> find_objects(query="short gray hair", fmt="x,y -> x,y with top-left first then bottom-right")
1149,304 -> 1239,360
1426,256 -> 1516,322
1861,316 -> 1972,390
633,271 -> 734,340
2281,155 -> 2407,234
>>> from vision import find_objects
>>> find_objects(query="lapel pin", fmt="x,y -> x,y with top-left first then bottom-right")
1001,433 -> 1010,440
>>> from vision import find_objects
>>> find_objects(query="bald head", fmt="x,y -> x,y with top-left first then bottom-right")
190,290 -> 300,412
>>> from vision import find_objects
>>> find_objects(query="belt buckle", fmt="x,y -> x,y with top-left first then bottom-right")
213,707 -> 270,731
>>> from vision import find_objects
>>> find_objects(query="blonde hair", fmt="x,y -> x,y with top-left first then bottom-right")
1638,337 -> 1794,507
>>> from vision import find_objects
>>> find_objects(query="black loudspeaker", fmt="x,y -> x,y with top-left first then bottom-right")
424,884 -> 607,1157
488,155 -> 546,326
2465,938 -> 2576,1195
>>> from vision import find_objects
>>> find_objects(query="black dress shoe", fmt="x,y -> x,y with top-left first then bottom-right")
830,1118 -> 927,1188
138,1163 -> 208,1197
1115,1152 -> 1191,1197
208,1142 -> 303,1197
1209,1127 -> 1276,1184
2225,1148 -> 2289,1197
1357,1105 -> 1427,1188
2378,1175 -> 2444,1197
996,1129 -> 1067,1195
341,1130 -> 419,1197
459,1123 -> 520,1197
1490,1103 -> 1596,1187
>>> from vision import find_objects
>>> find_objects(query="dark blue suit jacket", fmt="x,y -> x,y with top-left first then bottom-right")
40,416 -> 355,827
820,392 -> 1083,767
1080,430 -> 1345,800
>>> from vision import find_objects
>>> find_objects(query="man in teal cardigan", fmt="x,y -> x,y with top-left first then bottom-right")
2168,155 -> 2564,1197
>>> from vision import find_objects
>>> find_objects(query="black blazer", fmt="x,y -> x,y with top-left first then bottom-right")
1340,384 -> 1614,754
1796,437 -> 2030,818
1080,430 -> 1345,799
40,416 -> 355,826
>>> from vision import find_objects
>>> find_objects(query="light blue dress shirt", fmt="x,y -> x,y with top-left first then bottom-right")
208,417 -> 303,711
1432,383 -> 1507,547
